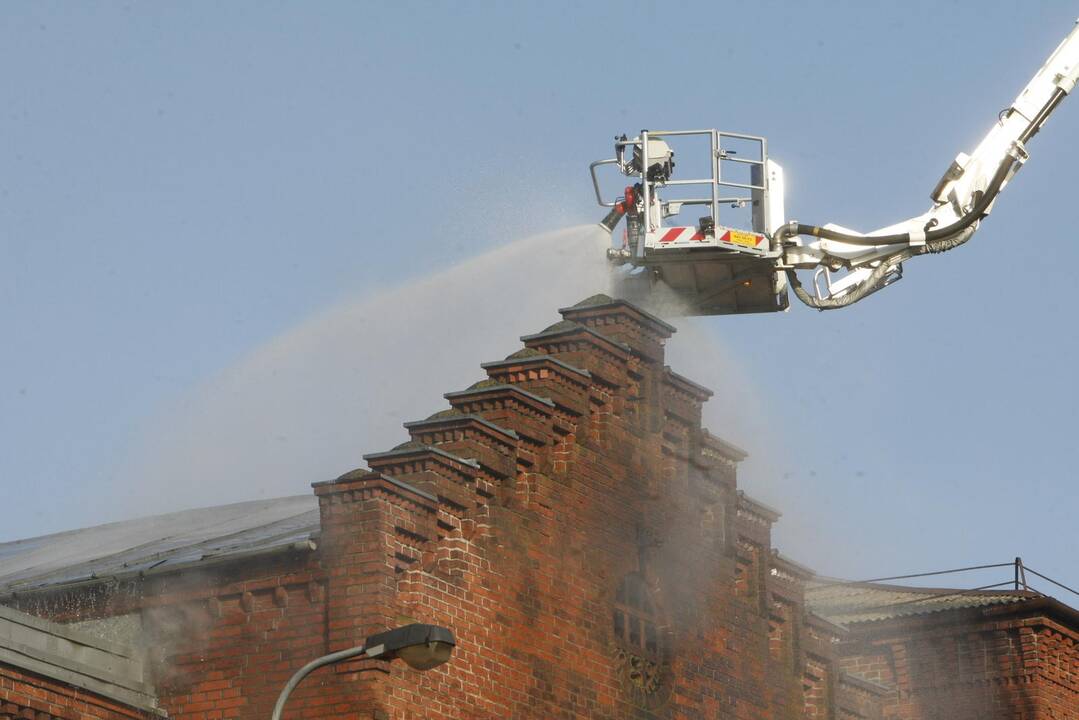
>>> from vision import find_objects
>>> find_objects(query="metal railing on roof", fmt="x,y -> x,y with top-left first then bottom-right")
809,557 -> 1079,617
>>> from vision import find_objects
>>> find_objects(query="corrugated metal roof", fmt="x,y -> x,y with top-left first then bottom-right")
807,580 -> 1038,626
0,496 -> 319,596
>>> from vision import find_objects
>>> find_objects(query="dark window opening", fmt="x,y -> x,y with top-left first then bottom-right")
613,573 -> 661,660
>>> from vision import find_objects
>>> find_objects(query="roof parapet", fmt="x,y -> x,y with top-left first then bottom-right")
0,604 -> 161,713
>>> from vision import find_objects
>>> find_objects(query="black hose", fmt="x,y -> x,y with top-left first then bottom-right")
780,84 -> 1068,310
775,154 -> 1015,249
787,217 -> 989,310
784,155 -> 1016,310
785,253 -> 908,311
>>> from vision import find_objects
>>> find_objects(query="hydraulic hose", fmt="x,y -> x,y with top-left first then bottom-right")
783,156 -> 1015,310
785,255 -> 909,311
774,153 -> 1015,250
778,85 -> 1067,310
782,156 -> 1013,310
786,223 -> 977,311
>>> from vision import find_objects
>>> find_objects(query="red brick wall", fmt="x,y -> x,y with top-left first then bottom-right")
9,299 -> 1079,720
836,603 -> 1079,719
0,664 -> 148,720
8,298 -> 858,720
301,299 -> 843,719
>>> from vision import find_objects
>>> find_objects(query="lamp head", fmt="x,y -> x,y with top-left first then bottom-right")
364,623 -> 456,671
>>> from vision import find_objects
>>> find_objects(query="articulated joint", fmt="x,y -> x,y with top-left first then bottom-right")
773,221 -> 800,244
1009,140 -> 1030,164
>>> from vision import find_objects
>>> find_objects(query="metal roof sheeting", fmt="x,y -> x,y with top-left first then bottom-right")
0,496 -> 319,596
807,580 -> 1037,626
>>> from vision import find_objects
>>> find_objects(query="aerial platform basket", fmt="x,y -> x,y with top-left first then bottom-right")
591,129 -> 788,316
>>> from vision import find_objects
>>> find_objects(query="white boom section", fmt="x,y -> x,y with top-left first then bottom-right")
783,19 -> 1079,302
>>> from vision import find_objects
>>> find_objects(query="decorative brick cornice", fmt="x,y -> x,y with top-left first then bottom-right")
838,670 -> 895,697
404,412 -> 519,450
482,353 -> 592,386
738,490 -> 781,524
520,322 -> 632,366
312,469 -> 438,512
361,445 -> 491,510
483,355 -> 591,410
364,443 -> 480,474
770,552 -> 815,602
771,552 -> 815,583
444,384 -> 557,429
557,296 -> 675,365
663,367 -> 714,403
701,429 -> 748,464
558,295 -> 676,336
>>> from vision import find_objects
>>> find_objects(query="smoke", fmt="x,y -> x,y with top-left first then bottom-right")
113,226 -> 609,516
112,225 -> 779,525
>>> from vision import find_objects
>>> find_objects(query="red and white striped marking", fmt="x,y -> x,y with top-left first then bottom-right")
658,227 -> 705,243
655,226 -> 766,250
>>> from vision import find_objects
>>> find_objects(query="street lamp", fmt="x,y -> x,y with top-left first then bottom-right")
270,623 -> 455,720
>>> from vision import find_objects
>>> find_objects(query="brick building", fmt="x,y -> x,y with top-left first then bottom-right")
1,295 -> 1076,719
809,582 -> 1079,718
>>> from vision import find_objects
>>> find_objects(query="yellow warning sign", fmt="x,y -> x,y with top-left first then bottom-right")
721,229 -> 763,248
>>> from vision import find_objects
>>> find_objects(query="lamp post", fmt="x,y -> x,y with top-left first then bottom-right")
270,623 -> 455,720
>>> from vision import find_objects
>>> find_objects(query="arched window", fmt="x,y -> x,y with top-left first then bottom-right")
613,573 -> 659,658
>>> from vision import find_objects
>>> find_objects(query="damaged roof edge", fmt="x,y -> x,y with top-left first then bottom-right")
0,604 -> 163,714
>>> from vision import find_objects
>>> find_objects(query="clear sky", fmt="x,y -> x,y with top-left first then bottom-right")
3,2 -> 1077,593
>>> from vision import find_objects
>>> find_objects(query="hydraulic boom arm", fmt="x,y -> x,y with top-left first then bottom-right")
589,19 -> 1079,315
778,18 -> 1079,310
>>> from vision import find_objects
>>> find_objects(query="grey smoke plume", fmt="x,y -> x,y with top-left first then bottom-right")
113,225 -> 776,520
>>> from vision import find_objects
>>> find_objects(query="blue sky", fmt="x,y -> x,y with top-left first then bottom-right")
2,2 -> 1077,592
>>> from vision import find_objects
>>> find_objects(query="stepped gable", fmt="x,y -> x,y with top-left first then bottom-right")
363,442 -> 487,512
481,348 -> 592,418
519,319 -> 630,391
558,294 -> 675,364
7,295 -> 1079,719
314,467 -> 438,507
404,410 -> 519,482
321,293 -> 746,545
440,383 -> 564,477
4,294 -> 875,720
697,429 -> 746,488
